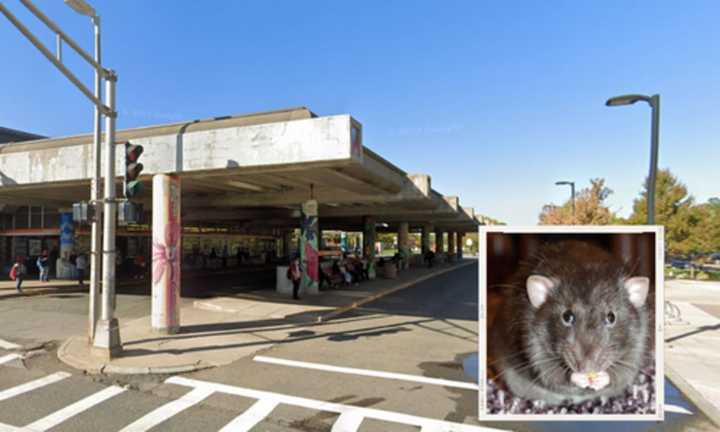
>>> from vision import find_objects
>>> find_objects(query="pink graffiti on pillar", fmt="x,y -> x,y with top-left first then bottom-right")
152,174 -> 182,332
152,220 -> 180,321
304,241 -> 319,283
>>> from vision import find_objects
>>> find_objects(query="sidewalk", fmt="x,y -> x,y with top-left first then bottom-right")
665,279 -> 720,426
58,259 -> 476,375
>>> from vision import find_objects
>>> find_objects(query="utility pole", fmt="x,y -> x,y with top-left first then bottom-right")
94,71 -> 121,358
1,0 -> 121,358
90,13 -> 102,343
64,0 -> 104,343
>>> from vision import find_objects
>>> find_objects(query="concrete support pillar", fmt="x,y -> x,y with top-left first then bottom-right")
435,229 -> 445,253
421,223 -> 433,255
398,222 -> 410,270
447,231 -> 456,261
151,174 -> 182,334
363,216 -> 377,279
457,232 -> 464,259
300,200 -> 320,295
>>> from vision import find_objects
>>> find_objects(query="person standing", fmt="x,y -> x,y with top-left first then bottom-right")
75,253 -> 88,287
287,257 -> 302,300
37,251 -> 49,282
10,257 -> 27,294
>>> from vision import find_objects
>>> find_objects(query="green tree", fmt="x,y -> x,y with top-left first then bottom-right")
690,198 -> 720,254
627,169 -> 698,256
539,178 -> 617,225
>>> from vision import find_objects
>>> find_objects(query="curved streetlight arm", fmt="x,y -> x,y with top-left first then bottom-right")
605,93 -> 660,224
554,181 -> 576,222
19,0 -> 105,74
606,94 -> 656,108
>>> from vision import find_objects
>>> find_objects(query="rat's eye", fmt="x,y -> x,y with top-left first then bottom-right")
561,310 -> 575,326
605,311 -> 616,327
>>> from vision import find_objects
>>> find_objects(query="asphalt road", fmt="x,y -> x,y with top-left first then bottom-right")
0,262 -> 717,431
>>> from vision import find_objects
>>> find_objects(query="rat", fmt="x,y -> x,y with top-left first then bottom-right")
489,240 -> 652,405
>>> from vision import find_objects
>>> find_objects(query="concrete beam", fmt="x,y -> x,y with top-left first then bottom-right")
0,115 -> 358,186
183,171 -> 432,209
443,196 -> 459,211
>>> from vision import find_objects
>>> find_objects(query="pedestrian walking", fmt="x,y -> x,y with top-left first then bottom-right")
424,250 -> 435,268
9,257 -> 27,294
36,251 -> 50,282
287,257 -> 302,300
76,253 -> 88,287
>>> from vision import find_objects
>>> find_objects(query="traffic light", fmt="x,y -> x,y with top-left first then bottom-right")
124,142 -> 144,199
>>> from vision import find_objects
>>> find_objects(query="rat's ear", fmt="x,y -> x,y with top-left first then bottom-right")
527,275 -> 556,308
624,276 -> 649,308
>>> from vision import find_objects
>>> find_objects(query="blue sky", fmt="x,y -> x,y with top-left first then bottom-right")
1,1 -> 719,225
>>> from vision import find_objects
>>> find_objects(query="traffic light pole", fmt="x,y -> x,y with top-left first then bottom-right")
1,0 -> 121,358
92,71 -> 122,359
89,14 -> 102,343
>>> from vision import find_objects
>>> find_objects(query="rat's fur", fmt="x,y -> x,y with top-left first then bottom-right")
490,240 -> 653,405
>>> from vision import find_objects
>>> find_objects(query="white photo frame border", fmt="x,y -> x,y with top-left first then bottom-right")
477,225 -> 664,422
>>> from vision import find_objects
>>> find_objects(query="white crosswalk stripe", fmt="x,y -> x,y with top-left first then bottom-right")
166,376 -> 508,432
118,387 -> 215,432
0,340 -> 20,350
0,368 -> 695,431
0,354 -> 22,366
331,411 -> 365,432
0,372 -> 70,402
218,399 -> 278,432
24,385 -> 126,431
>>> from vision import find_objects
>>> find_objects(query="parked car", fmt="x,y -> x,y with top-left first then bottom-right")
708,253 -> 720,265
669,257 -> 691,269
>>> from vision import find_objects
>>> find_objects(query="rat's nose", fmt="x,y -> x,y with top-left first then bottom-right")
576,343 -> 602,373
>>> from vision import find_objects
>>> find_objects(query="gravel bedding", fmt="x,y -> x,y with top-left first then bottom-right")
486,366 -> 656,415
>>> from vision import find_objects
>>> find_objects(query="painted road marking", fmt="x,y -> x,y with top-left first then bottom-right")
0,339 -> 20,350
0,354 -> 22,366
331,411 -> 364,432
167,376 -> 508,432
421,424 -> 453,432
218,399 -> 278,432
0,372 -> 70,402
665,403 -> 693,415
118,387 -> 215,432
254,355 -> 479,391
24,385 -> 126,431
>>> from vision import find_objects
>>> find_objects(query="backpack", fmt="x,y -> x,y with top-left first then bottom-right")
9,265 -> 17,281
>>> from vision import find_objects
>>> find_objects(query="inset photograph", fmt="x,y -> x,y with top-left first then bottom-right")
479,226 -> 663,421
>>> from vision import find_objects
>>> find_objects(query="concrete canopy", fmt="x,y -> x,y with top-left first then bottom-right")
0,107 -> 479,233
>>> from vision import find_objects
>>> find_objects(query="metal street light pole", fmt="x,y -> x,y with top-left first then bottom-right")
606,94 -> 660,224
2,0 -> 121,358
90,13 -> 103,344
64,0 -> 103,344
555,180 -> 576,223
94,70 -> 121,358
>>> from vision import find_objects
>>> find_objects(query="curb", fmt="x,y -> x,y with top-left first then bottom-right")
57,336 -> 215,376
665,363 -> 720,428
55,261 -> 477,376
316,259 -> 476,323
